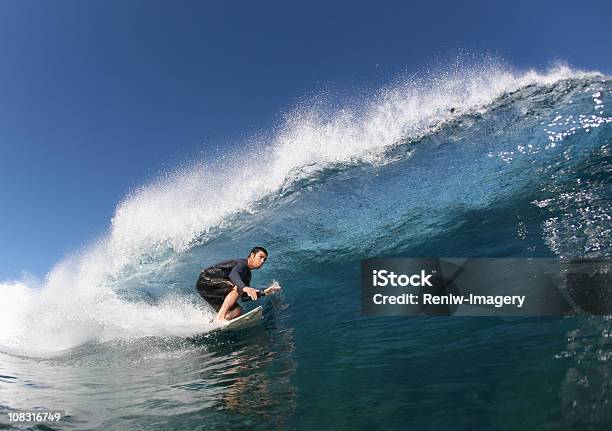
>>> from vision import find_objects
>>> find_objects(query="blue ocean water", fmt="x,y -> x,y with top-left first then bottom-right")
0,64 -> 611,430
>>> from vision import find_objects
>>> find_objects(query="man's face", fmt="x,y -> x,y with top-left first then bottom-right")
249,251 -> 267,269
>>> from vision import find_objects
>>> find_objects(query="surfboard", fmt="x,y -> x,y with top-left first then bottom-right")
214,306 -> 263,332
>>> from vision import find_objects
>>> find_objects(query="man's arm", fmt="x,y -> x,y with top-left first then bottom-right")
240,289 -> 265,301
228,261 -> 248,294
228,261 -> 262,300
240,284 -> 282,301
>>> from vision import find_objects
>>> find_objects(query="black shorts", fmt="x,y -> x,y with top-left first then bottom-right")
196,272 -> 238,312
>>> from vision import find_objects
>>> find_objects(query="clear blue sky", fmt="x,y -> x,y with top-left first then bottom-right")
1,0 -> 610,280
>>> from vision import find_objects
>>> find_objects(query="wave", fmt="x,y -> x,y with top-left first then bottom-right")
1,60 -> 609,356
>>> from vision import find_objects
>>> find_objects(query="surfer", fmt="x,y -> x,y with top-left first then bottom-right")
196,247 -> 280,322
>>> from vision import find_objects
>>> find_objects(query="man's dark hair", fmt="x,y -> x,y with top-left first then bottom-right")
249,246 -> 268,257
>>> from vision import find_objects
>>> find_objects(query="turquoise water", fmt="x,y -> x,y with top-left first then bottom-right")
1,65 -> 611,429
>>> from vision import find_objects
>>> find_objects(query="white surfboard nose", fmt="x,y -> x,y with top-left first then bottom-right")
214,306 -> 263,332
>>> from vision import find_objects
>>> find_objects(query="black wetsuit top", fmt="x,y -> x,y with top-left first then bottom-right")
203,258 -> 252,293
196,259 -> 264,311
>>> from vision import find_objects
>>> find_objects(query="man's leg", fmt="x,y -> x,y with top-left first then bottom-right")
225,306 -> 242,320
197,274 -> 241,322
214,286 -> 240,322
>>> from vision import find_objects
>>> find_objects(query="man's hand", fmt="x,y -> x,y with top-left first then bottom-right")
243,287 -> 259,300
263,285 -> 282,295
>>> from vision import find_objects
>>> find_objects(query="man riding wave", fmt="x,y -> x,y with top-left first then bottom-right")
196,247 -> 280,322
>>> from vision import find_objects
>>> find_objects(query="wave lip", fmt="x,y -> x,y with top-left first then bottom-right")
110,63 -> 601,257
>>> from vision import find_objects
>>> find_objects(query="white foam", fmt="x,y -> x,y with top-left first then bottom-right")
0,275 -> 216,357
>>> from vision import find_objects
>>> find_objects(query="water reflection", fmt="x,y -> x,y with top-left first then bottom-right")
0,307 -> 297,430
